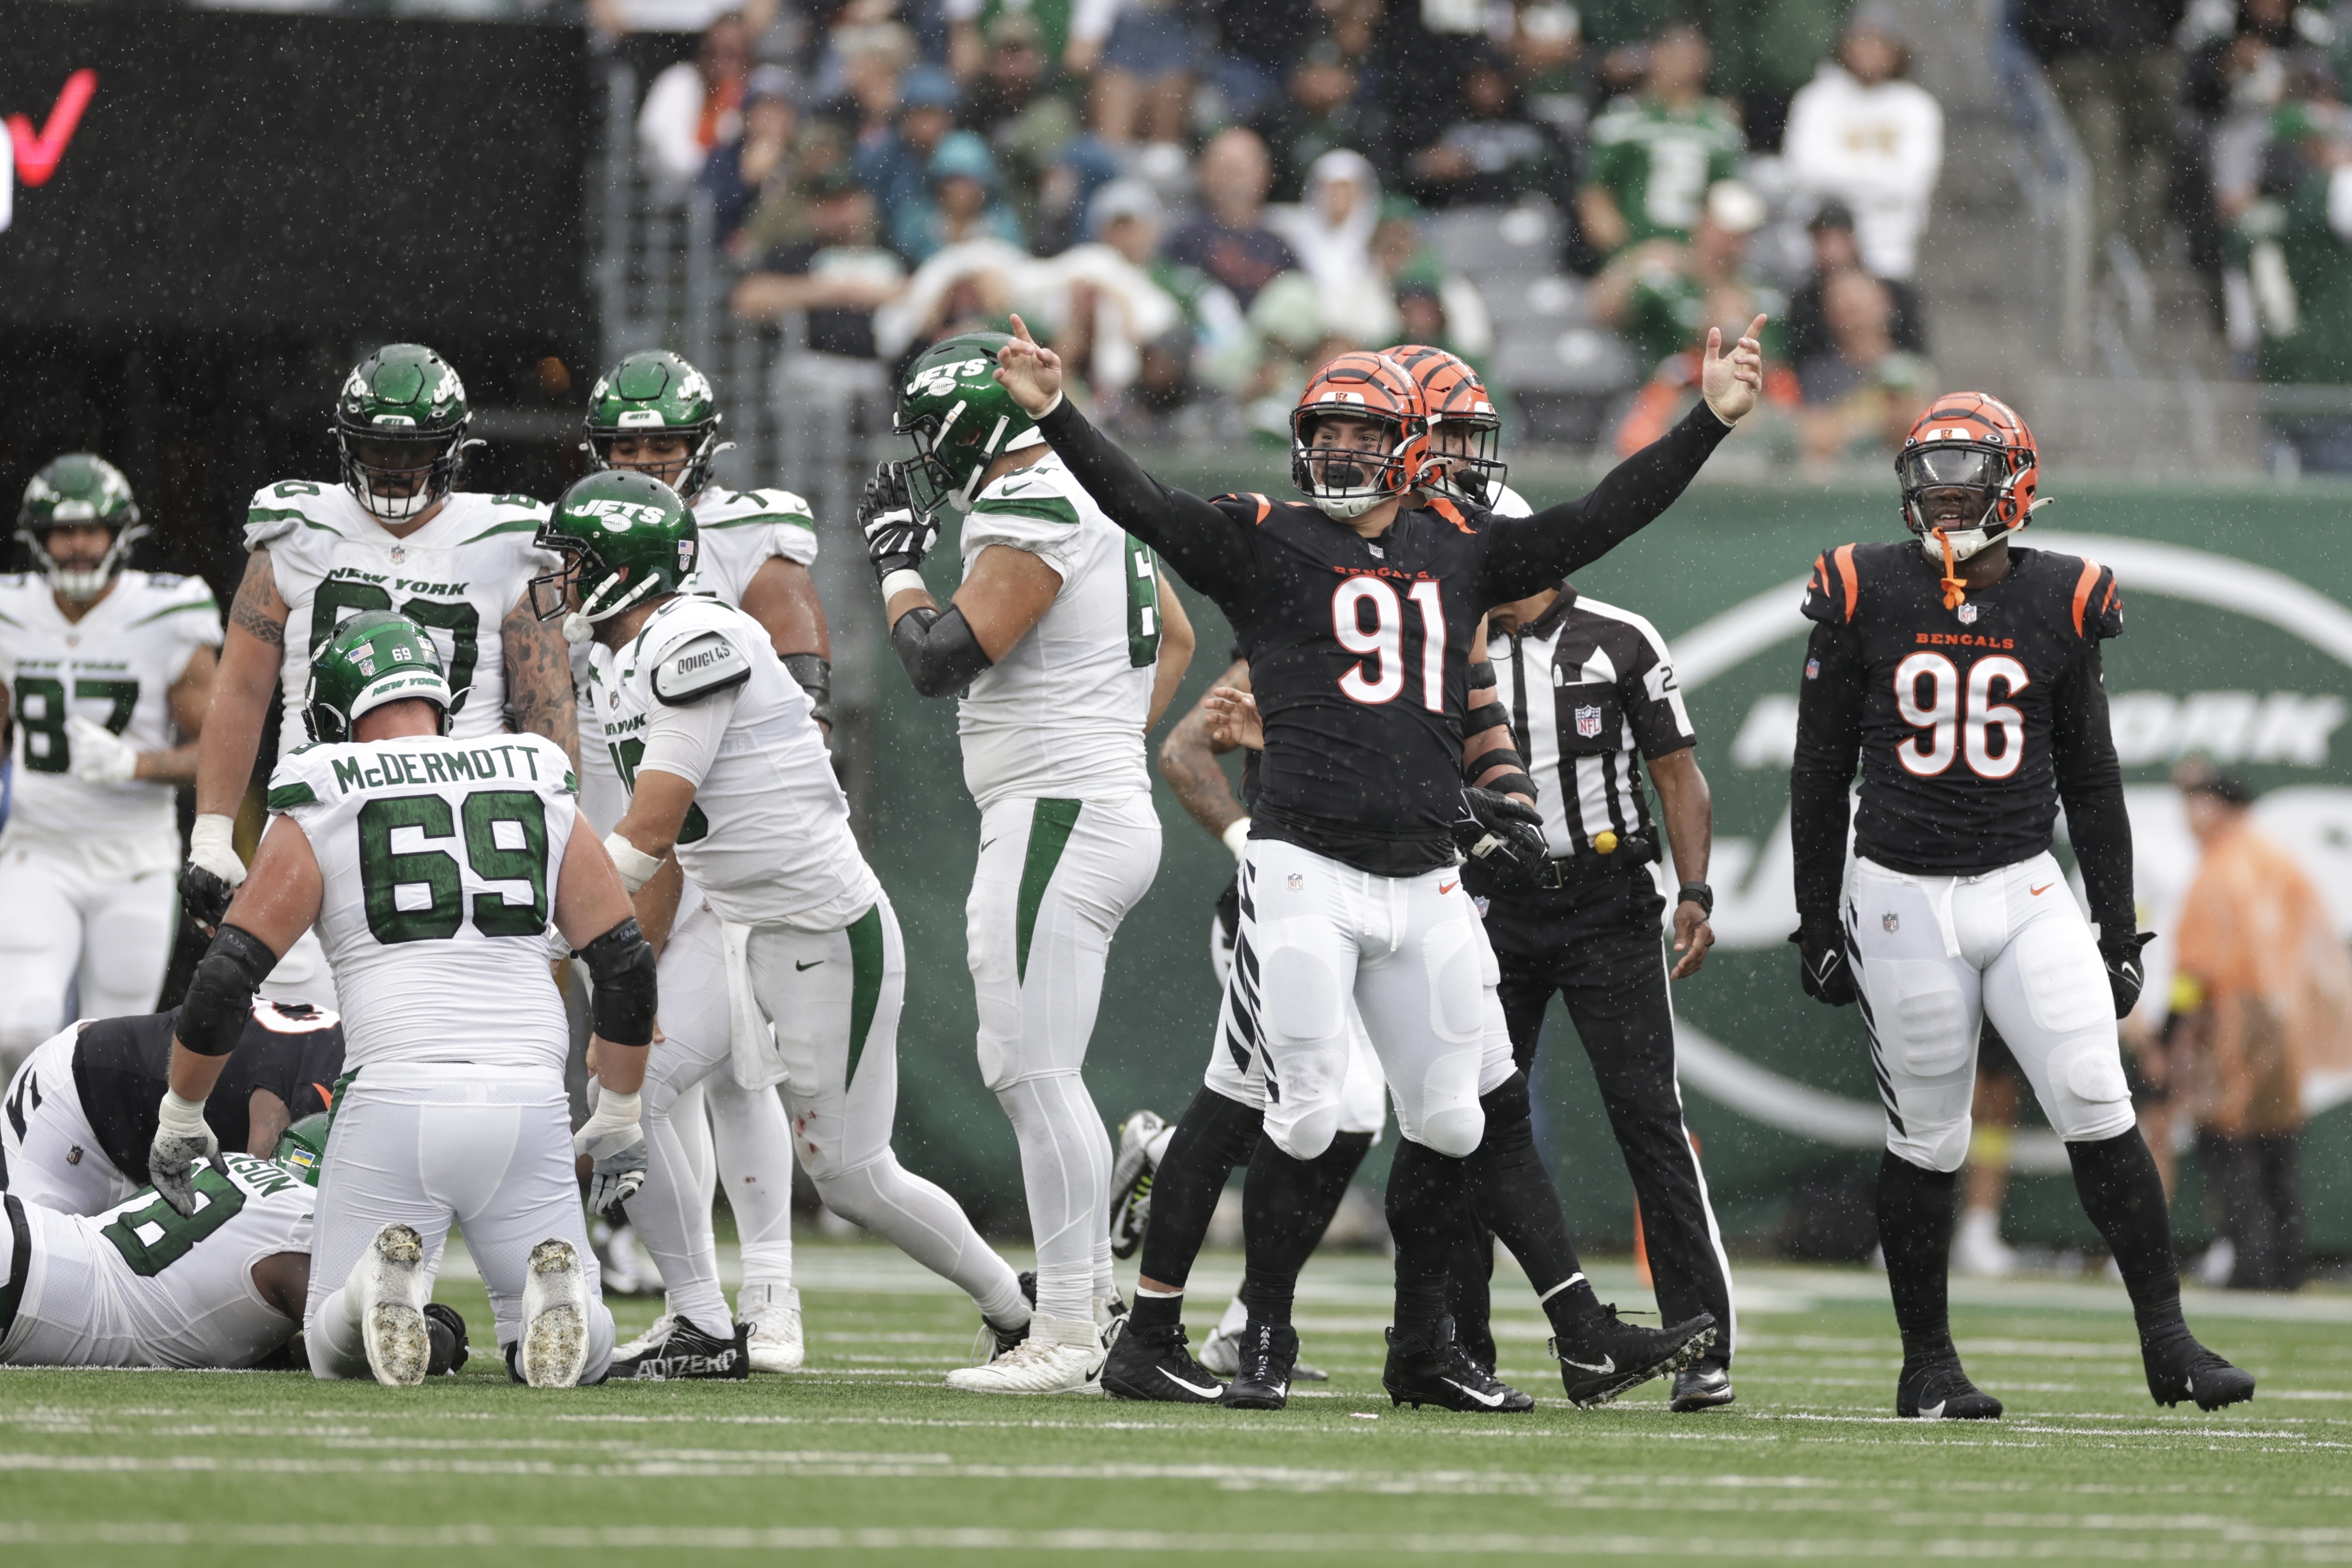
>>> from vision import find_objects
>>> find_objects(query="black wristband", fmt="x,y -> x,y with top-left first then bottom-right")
1467,660 -> 1497,691
1677,882 -> 1713,915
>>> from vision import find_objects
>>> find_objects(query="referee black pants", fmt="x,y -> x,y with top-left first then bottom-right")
1460,867 -> 1736,1364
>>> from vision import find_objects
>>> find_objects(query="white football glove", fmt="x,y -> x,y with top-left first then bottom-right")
574,1091 -> 648,1221
67,715 -> 140,785
180,814 -> 247,934
149,1090 -> 220,1217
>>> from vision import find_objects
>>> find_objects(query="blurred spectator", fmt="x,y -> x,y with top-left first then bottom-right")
1792,269 -> 1933,465
700,64 -> 802,245
1783,200 -> 1930,367
1208,0 -> 1325,123
638,13 -> 756,188
1069,0 -> 1200,145
2170,766 -> 2352,1290
893,131 -> 1030,262
1407,50 -> 1564,209
856,66 -> 962,238
1267,149 -> 1402,347
964,11 -> 1086,227
731,168 -> 909,359
1248,36 -> 1383,203
1372,197 -> 1495,362
1782,6 -> 1943,281
1580,19 -> 1747,257
1090,179 -> 1257,393
2018,0 -> 2187,258
1166,129 -> 1303,307
2234,101 -> 2352,465
820,22 -> 917,151
1511,1 -> 1590,149
736,120 -> 854,256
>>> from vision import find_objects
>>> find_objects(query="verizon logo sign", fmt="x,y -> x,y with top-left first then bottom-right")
2,70 -> 98,234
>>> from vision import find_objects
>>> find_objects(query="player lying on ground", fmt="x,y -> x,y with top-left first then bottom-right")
147,610 -> 655,1388
993,320 -> 1761,1410
3,998 -> 342,1214
539,471 -> 1029,1383
1790,392 -> 2252,1417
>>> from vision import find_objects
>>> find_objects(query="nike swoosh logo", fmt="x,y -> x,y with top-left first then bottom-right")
1560,1353 -> 1615,1374
1920,1400 -> 1946,1418
1440,881 -> 1459,894
980,838 -> 998,852
2030,883 -> 2053,896
795,960 -> 823,971
1443,1377 -> 1508,1407
1159,1368 -> 1223,1398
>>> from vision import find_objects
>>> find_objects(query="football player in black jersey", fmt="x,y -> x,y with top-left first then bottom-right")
1790,393 -> 2253,1419
996,315 -> 1762,1409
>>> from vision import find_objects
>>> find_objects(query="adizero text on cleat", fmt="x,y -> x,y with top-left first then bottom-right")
1550,1305 -> 1716,1408
1896,1355 -> 2003,1419
1101,1322 -> 1227,1403
608,1317 -> 750,1381
519,1238 -> 591,1388
1107,1109 -> 1165,1260
2143,1331 -> 2256,1412
1218,1320 -> 1298,1410
1382,1321 -> 1533,1412
1670,1358 -> 1735,1412
422,1303 -> 470,1376
355,1222 -> 431,1387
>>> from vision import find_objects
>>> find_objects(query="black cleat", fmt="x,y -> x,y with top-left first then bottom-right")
1101,1321 -> 1227,1403
1670,1357 -> 1735,1412
423,1303 -> 470,1376
1550,1304 -> 1717,1408
2143,1330 -> 2256,1411
1218,1320 -> 1298,1410
607,1317 -> 751,1382
1383,1319 -> 1533,1412
1454,1315 -> 1497,1376
1896,1353 -> 2003,1419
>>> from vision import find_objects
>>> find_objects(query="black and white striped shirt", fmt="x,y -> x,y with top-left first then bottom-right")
1487,588 -> 1694,857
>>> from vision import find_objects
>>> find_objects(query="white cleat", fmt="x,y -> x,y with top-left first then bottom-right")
354,1222 -> 431,1387
1197,1322 -> 1240,1378
945,1313 -> 1105,1395
740,1283 -> 805,1373
519,1238 -> 592,1388
1951,1208 -> 2018,1280
613,1312 -> 677,1362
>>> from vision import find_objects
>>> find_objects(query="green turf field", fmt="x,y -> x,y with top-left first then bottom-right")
5,1244 -> 2349,1566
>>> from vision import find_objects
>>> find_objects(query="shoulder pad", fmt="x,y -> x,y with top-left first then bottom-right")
265,745 -> 339,813
1212,492 -> 1279,525
1801,544 -> 1863,626
968,478 -> 1082,530
244,480 -> 338,549
650,628 -> 752,706
708,488 -> 815,526
514,733 -> 578,794
2063,557 -> 2123,641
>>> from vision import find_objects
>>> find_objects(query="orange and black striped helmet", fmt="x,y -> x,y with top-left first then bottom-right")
1387,344 -> 1506,506
1896,392 -> 2041,542
1289,351 -> 1428,519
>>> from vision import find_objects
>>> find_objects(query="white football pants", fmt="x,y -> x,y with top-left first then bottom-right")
967,791 -> 1159,1325
1847,851 -> 2136,1173
0,837 -> 176,1061
1234,838 -> 1512,1162
1205,912 -> 1388,1136
0,1025 -> 140,1215
303,1062 -> 614,1382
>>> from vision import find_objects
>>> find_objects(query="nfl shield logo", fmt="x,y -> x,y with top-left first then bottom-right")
1574,704 -> 1604,739
1956,602 -> 1979,624
1287,874 -> 1303,892
1883,913 -> 1900,933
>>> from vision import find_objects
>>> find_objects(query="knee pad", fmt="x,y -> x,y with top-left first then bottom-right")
1887,1115 -> 1972,1175
1266,1101 -> 1340,1163
1867,959 -> 1974,1079
1416,1104 -> 1486,1160
2043,1037 -> 2135,1141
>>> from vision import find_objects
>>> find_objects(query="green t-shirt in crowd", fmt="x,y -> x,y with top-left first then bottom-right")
1624,261 -> 1787,373
2245,174 -> 2352,385
1584,96 -> 1746,249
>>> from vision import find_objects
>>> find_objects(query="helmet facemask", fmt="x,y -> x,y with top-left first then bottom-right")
1292,411 -> 1417,520
896,399 -> 1012,516
1418,415 -> 1507,508
20,516 -> 146,602
528,536 -> 668,646
587,417 -> 729,500
337,428 -> 468,523
1898,442 -> 2017,563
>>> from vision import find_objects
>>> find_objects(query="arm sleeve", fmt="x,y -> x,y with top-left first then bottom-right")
1033,395 -> 1262,610
2052,639 -> 2136,939
1790,618 -> 1866,926
636,683 -> 740,789
1478,400 -> 1733,605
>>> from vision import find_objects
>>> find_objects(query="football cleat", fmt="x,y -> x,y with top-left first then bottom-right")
945,1313 -> 1105,1395
1101,1321 -> 1227,1403
1383,1319 -> 1534,1412
1107,1109 -> 1166,1259
518,1237 -> 592,1388
1670,1358 -> 1735,1412
1896,1353 -> 2003,1419
969,1269 -> 1038,1365
740,1283 -> 806,1373
615,1312 -> 677,1363
607,1317 -> 750,1381
1218,1320 -> 1299,1410
1200,1319 -> 1329,1381
2142,1329 -> 2256,1412
1549,1304 -> 1717,1409
422,1303 -> 470,1376
1096,1289 -> 1129,1356
353,1222 -> 431,1388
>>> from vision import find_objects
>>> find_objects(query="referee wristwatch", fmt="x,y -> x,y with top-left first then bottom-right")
1677,882 -> 1714,916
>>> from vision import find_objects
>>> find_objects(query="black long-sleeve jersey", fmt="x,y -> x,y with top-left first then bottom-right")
1790,541 -> 2135,937
66,1001 -> 346,1182
1037,396 -> 1732,874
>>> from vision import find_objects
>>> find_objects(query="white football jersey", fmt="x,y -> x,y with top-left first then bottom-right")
589,595 -> 877,930
243,483 -> 556,765
265,731 -> 578,1071
954,452 -> 1161,809
0,1153 -> 310,1369
0,570 -> 221,855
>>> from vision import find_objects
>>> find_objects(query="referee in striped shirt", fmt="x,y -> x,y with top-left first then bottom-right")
1452,578 -> 1739,1413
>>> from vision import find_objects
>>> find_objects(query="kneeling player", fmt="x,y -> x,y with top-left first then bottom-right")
1791,394 -> 2251,1416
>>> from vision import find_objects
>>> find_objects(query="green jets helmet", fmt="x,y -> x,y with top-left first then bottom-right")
333,344 -> 474,523
302,610 -> 455,744
274,1113 -> 332,1186
891,331 -> 1041,515
530,470 -> 699,636
17,453 -> 146,601
584,349 -> 728,499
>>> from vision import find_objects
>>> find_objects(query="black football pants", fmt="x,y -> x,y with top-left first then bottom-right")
1455,869 -> 1736,1363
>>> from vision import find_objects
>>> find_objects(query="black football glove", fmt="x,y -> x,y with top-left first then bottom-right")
2101,929 -> 2157,1019
859,462 -> 938,587
178,860 -> 238,936
1451,788 -> 1548,894
1214,873 -> 1241,944
1790,918 -> 1857,1007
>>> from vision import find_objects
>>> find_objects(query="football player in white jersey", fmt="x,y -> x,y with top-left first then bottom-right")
146,611 -> 655,1388
574,349 -> 832,1369
536,471 -> 1027,1380
180,345 -> 576,1017
861,331 -> 1195,1394
0,456 -> 219,1067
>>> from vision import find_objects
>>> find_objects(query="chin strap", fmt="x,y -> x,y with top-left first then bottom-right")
1935,529 -> 1967,610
